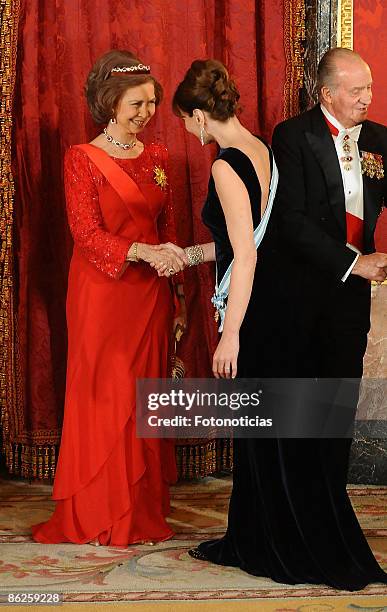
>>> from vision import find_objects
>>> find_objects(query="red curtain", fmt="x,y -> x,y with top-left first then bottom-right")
354,0 -> 387,125
354,0 -> 387,253
10,0 -> 287,473
353,0 -> 387,253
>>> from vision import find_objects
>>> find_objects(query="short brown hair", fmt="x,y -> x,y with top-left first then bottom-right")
172,59 -> 240,122
86,50 -> 163,124
317,47 -> 364,96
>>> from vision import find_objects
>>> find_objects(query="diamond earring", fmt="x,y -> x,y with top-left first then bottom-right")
110,117 -> 117,124
200,126 -> 205,147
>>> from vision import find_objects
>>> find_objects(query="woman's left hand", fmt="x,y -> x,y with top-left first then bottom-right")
212,331 -> 239,379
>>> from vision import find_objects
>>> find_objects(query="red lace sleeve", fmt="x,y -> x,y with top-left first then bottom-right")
64,147 -> 131,279
155,146 -> 184,285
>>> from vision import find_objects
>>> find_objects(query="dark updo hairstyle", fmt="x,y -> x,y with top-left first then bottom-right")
86,49 -> 163,124
172,59 -> 240,122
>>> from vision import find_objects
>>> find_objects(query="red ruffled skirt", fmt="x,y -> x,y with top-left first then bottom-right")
32,254 -> 177,546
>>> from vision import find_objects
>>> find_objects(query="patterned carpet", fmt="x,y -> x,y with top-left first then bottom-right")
0,475 -> 386,607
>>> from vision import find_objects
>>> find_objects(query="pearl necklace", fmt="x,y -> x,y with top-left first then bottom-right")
103,128 -> 137,150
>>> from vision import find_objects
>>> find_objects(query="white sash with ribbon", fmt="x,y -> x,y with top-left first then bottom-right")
211,154 -> 279,332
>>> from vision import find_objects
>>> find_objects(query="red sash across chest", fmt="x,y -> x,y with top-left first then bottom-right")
76,143 -> 158,243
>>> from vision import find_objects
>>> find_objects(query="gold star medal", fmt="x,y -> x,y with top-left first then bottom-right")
153,166 -> 168,190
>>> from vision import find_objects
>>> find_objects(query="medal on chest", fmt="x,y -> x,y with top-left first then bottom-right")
341,135 -> 353,172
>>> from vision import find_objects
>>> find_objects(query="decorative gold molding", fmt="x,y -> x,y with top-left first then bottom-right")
0,0 -> 21,471
283,0 -> 306,119
337,0 -> 353,49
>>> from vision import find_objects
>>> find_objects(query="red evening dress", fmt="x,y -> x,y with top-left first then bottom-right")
32,143 -> 178,546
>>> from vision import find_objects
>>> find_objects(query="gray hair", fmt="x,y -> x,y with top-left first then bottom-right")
317,47 -> 364,98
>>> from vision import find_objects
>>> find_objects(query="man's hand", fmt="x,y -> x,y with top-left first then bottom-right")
351,253 -> 387,282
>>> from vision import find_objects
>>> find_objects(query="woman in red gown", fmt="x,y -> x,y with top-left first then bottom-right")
32,50 -> 186,547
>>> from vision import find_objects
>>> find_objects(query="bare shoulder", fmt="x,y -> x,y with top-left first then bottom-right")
211,160 -> 248,202
211,158 -> 241,182
212,158 -> 232,172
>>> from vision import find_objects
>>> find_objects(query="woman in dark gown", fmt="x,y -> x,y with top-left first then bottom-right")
165,59 -> 387,591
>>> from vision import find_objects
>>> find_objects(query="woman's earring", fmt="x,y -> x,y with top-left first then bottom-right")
200,126 -> 205,147
110,117 -> 117,124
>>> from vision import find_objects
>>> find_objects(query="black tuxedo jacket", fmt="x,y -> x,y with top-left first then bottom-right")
252,106 -> 386,376
270,105 -> 387,282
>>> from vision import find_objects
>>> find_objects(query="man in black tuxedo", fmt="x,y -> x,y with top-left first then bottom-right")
262,47 -> 387,380
237,48 -> 387,588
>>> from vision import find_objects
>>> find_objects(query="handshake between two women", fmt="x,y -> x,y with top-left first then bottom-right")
130,241 -> 206,277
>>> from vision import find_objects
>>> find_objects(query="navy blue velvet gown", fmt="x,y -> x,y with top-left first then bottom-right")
191,141 -> 387,591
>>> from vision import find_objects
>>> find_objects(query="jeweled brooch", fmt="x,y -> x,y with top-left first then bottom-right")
153,166 -> 168,190
361,151 -> 384,180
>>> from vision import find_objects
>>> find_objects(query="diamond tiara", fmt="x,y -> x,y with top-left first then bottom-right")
110,64 -> 151,75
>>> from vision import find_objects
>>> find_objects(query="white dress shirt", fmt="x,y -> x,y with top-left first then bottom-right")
320,105 -> 363,281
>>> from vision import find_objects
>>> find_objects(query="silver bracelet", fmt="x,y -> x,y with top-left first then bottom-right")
184,245 -> 204,266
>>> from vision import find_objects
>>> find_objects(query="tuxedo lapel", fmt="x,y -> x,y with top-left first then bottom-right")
358,125 -> 383,247
305,106 -> 346,233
